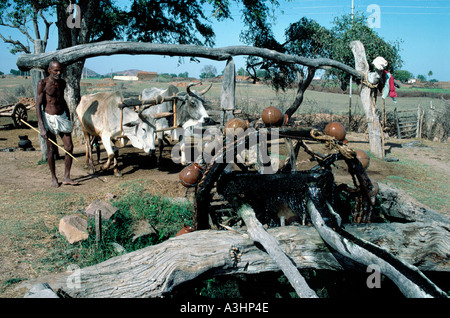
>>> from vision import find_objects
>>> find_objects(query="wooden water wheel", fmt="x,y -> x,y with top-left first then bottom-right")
193,126 -> 376,230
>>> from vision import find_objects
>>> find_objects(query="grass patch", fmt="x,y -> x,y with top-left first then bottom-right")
382,156 -> 449,212
54,181 -> 194,268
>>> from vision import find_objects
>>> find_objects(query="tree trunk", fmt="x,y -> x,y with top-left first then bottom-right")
220,57 -> 236,125
30,39 -> 47,161
63,60 -> 85,138
17,183 -> 449,298
350,40 -> 385,159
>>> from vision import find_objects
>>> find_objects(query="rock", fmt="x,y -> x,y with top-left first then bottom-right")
110,242 -> 128,254
59,215 -> 89,244
401,140 -> 428,148
24,283 -> 59,298
105,192 -> 116,201
131,220 -> 157,242
85,199 -> 118,221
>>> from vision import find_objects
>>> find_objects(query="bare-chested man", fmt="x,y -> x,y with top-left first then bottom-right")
36,60 -> 78,187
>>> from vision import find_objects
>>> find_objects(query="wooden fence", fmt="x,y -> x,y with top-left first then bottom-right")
394,105 -> 424,139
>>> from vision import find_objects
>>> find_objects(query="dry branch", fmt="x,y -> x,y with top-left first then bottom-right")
306,187 -> 447,298
237,204 -> 318,298
16,41 -> 361,79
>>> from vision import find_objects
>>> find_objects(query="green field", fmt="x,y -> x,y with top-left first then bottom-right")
1,76 -> 447,119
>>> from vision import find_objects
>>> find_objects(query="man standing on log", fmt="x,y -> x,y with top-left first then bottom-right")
36,60 -> 78,187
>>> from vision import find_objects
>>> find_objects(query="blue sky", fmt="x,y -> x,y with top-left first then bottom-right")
1,0 -> 449,81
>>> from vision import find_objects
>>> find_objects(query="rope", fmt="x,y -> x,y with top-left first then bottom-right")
310,129 -> 356,159
360,72 -> 379,89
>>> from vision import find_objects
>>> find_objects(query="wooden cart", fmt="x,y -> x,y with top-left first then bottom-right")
0,102 -> 33,128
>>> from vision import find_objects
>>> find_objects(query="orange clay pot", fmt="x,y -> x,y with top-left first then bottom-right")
262,106 -> 284,127
176,224 -> 195,236
355,149 -> 370,169
224,118 -> 249,135
324,122 -> 346,141
179,163 -> 203,187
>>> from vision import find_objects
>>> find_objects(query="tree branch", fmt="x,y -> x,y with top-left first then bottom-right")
306,186 -> 447,298
0,32 -> 31,53
284,66 -> 316,118
39,10 -> 52,49
237,203 -> 318,298
16,40 -> 362,79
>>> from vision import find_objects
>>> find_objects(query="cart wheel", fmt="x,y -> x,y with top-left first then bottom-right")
12,103 -> 27,128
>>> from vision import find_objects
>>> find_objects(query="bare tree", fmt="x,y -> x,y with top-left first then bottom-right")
0,1 -> 53,55
0,0 -> 53,160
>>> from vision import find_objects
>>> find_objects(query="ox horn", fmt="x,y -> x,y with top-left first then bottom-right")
186,82 -> 202,97
199,82 -> 213,95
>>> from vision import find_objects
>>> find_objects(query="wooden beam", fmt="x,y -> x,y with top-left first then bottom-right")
350,40 -> 384,158
237,204 -> 318,298
16,41 -> 362,79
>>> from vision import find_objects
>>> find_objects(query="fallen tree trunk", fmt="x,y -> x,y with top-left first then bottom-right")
17,220 -> 449,297
17,183 -> 449,298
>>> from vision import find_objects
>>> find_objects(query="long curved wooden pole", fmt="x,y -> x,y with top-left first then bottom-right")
20,119 -> 78,161
16,41 -> 362,78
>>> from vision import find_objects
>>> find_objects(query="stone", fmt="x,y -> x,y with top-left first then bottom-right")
131,220 -> 157,242
105,192 -> 116,201
110,242 -> 128,254
85,199 -> 118,221
59,215 -> 89,244
24,283 -> 59,298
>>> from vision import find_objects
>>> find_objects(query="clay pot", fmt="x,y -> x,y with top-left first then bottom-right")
284,113 -> 290,125
176,224 -> 195,236
224,118 -> 249,135
262,106 -> 284,127
18,135 -> 32,149
355,149 -> 370,169
324,122 -> 346,141
179,163 -> 203,187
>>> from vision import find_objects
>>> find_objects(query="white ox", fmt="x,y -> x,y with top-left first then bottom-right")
76,91 -> 156,176
140,82 -> 216,165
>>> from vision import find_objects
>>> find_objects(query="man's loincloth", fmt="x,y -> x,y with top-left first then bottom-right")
43,112 -> 73,135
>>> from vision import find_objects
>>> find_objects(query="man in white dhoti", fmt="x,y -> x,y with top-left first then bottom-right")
36,61 -> 78,187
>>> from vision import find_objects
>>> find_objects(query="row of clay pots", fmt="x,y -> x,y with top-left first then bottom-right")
179,107 -> 371,188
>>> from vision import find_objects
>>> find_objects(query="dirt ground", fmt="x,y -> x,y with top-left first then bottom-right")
0,117 -> 449,298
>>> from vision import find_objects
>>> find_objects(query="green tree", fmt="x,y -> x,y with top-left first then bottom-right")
327,12 -> 403,88
393,70 -> 413,83
240,10 -> 402,91
417,74 -> 426,82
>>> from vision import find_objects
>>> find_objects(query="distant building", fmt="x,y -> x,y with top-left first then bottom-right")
113,75 -> 138,81
137,71 -> 158,80
407,78 -> 418,84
